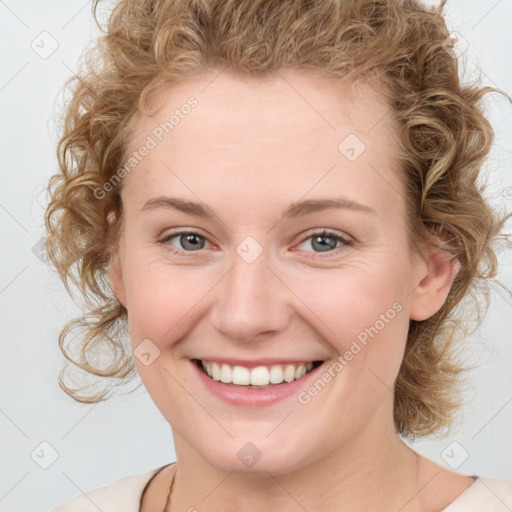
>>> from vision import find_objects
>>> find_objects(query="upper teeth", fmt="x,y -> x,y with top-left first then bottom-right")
201,361 -> 314,386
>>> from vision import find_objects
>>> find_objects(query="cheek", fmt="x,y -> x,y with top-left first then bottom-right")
122,255 -> 216,342
291,259 -> 409,340
289,257 -> 411,385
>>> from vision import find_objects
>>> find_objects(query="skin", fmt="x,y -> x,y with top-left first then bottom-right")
111,68 -> 476,511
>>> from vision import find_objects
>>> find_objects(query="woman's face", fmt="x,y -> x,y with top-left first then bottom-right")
111,68 -> 454,473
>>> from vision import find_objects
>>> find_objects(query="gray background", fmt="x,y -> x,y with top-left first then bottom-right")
0,1 -> 511,511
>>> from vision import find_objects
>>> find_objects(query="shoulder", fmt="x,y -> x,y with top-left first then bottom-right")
443,476 -> 512,511
49,467 -> 162,512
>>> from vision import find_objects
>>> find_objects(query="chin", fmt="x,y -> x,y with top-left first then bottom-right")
198,435 -> 319,476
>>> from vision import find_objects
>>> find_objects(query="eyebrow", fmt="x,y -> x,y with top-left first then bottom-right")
140,195 -> 377,218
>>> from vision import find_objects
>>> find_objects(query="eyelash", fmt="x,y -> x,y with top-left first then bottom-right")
295,229 -> 354,255
158,229 -> 353,258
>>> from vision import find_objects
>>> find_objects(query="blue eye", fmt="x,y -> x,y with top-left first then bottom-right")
160,231 -> 210,252
159,229 -> 352,257
297,230 -> 352,254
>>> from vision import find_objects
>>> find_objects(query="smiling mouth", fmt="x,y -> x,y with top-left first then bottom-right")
194,359 -> 324,388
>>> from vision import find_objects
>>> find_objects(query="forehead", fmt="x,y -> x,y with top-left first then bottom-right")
130,67 -> 395,147
122,68 -> 404,217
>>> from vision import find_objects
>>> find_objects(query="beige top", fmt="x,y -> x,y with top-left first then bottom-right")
50,467 -> 512,512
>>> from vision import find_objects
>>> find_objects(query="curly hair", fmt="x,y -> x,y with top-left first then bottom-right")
44,0 -> 511,439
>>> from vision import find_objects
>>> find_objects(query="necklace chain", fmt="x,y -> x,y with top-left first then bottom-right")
162,452 -> 419,510
162,466 -> 176,512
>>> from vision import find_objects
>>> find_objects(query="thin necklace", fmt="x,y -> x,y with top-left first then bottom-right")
162,469 -> 176,512
161,452 -> 420,510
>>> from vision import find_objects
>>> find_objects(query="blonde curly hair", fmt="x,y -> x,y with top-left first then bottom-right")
45,0 -> 511,439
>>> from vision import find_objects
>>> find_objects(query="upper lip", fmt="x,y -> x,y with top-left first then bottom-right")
193,357 -> 323,368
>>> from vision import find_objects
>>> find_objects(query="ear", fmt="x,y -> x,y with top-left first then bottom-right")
109,244 -> 127,308
408,241 -> 458,322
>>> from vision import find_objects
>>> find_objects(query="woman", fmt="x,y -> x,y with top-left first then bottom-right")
46,0 -> 512,510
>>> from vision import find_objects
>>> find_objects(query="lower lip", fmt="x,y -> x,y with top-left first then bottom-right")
191,359 -> 326,407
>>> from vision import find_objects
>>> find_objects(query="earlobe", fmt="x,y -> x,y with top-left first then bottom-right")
408,246 -> 458,321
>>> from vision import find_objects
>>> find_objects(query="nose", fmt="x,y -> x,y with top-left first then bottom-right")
209,247 -> 292,342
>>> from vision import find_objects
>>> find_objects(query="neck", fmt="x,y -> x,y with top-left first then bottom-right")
169,417 -> 428,512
